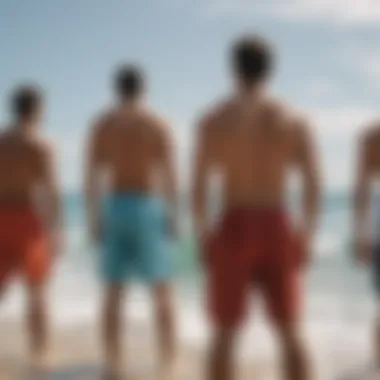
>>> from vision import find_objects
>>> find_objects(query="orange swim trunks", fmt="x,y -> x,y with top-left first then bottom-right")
0,207 -> 49,286
204,208 -> 304,328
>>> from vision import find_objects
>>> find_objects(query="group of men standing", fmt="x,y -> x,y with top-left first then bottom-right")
0,34 -> 378,380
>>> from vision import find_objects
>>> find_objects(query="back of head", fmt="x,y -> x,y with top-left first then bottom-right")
114,64 -> 145,102
231,35 -> 274,87
10,84 -> 43,122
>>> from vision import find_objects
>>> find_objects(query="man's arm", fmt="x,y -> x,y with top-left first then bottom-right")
191,117 -> 214,242
354,132 -> 373,263
295,121 -> 321,261
37,143 -> 62,255
156,121 -> 179,239
84,117 -> 105,244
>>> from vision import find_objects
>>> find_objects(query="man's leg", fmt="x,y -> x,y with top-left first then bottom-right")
374,265 -> 380,368
0,261 -> 16,302
26,282 -> 48,368
208,326 -> 237,380
276,323 -> 310,380
206,249 -> 247,380
101,284 -> 125,379
206,271 -> 245,380
151,282 -> 176,377
374,310 -> 380,366
0,283 -> 6,300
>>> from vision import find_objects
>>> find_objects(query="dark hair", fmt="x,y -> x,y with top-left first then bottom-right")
231,35 -> 274,85
11,85 -> 43,119
114,64 -> 145,99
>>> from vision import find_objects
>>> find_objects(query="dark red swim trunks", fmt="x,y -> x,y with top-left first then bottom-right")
0,207 -> 49,287
204,207 -> 304,328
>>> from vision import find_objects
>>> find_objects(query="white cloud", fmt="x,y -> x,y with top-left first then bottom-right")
205,0 -> 380,24
359,60 -> 380,84
348,49 -> 380,86
306,107 -> 378,136
296,78 -> 341,101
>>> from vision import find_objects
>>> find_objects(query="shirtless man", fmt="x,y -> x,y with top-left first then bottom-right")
192,36 -> 320,380
85,65 -> 178,380
0,85 -> 61,370
354,125 -> 380,368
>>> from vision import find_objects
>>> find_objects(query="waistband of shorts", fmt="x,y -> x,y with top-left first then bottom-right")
222,204 -> 287,216
105,192 -> 164,206
219,205 -> 289,225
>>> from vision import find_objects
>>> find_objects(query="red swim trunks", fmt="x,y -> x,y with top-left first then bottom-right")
204,208 -> 304,328
0,207 -> 49,286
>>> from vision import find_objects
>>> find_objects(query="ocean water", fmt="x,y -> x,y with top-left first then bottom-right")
2,191 -> 374,318
0,192 -> 376,375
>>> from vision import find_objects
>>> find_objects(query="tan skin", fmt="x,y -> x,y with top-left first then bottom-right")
354,125 -> 380,365
0,112 -> 61,370
192,89 -> 320,380
85,100 -> 178,380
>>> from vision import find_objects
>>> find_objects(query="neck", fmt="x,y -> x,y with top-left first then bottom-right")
13,119 -> 39,135
119,97 -> 142,110
236,83 -> 265,101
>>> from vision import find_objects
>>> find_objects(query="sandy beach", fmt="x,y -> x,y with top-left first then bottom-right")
0,312 -> 375,380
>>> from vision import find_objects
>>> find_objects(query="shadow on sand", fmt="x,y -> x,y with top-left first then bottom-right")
42,364 -> 101,380
0,356 -> 103,379
0,360 -> 157,380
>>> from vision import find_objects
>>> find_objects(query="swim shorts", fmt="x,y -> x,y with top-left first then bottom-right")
100,193 -> 172,284
0,207 -> 49,286
204,207 -> 304,328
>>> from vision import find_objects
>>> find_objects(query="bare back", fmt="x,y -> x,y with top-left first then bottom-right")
198,97 -> 314,208
0,130 -> 49,204
91,108 -> 169,193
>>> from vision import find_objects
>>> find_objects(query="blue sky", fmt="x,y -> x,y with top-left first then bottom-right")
1,0 -> 380,192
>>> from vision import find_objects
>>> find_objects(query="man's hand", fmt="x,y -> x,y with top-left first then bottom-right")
295,228 -> 312,269
48,228 -> 63,258
167,216 -> 180,242
89,219 -> 102,246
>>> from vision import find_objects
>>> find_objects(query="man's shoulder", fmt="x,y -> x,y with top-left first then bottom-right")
260,96 -> 285,114
276,100 -> 310,133
90,108 -> 116,134
260,98 -> 309,133
141,108 -> 169,127
0,129 -> 53,163
15,134 -> 54,165
362,121 -> 380,147
27,135 -> 54,160
0,129 -> 11,144
135,108 -> 173,142
198,97 -> 234,132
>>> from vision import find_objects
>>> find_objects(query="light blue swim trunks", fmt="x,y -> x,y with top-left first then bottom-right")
100,193 -> 172,284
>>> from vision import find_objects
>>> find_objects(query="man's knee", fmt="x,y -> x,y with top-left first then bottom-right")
0,284 -> 5,300
154,284 -> 173,317
276,323 -> 302,347
104,285 -> 123,308
212,327 -> 236,351
27,283 -> 46,309
276,323 -> 305,353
